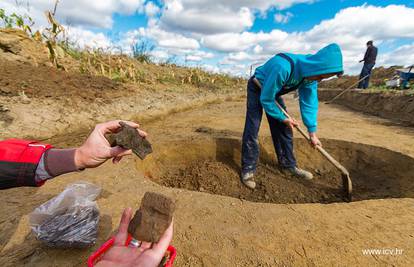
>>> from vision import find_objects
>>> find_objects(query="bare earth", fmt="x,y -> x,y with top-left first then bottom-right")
1,29 -> 413,266
1,95 -> 414,266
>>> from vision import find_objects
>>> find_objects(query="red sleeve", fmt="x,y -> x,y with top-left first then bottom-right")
0,139 -> 53,189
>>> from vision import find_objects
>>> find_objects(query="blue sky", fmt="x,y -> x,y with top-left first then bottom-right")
253,0 -> 414,32
2,0 -> 414,75
109,0 -> 414,34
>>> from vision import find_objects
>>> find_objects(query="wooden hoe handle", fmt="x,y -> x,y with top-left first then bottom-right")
274,101 -> 349,176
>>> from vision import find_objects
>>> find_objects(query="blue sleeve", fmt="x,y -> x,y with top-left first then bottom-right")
259,66 -> 289,122
299,81 -> 318,133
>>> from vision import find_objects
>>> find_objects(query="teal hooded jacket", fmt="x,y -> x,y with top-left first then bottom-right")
254,43 -> 343,133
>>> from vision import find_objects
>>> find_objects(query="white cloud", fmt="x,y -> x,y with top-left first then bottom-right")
253,45 -> 263,54
203,5 -> 414,74
220,52 -> 254,65
145,1 -> 160,17
127,26 -> 200,51
219,63 -> 249,77
122,28 -> 214,64
274,12 -> 293,24
158,0 -> 315,35
185,55 -> 203,62
379,43 -> 414,68
160,1 -> 253,34
246,0 -> 315,11
227,52 -> 252,62
65,26 -> 113,49
167,50 -> 215,62
303,4 -> 414,52
146,27 -> 200,50
191,50 -> 214,59
200,63 -> 248,77
150,50 -> 169,61
0,0 -> 145,29
2,1 -> 414,77
200,64 -> 220,74
202,30 -> 290,52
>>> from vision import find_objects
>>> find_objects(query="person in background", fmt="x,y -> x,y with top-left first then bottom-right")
241,44 -> 343,189
0,120 -> 173,267
358,40 -> 378,89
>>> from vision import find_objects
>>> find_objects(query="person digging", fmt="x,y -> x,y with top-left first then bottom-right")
241,43 -> 344,189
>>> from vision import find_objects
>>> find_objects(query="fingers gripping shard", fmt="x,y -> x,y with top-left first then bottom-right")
109,121 -> 153,160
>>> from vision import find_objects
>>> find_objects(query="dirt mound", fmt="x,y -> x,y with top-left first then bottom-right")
0,29 -> 80,69
0,29 -> 49,65
0,29 -> 245,140
0,60 -> 124,99
319,89 -> 414,125
0,57 -> 244,141
320,66 -> 401,89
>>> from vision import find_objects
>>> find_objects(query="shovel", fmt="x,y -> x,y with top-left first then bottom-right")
274,101 -> 353,202
251,77 -> 352,201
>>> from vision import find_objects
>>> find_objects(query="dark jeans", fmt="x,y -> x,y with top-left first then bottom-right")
358,63 -> 375,89
241,78 -> 296,175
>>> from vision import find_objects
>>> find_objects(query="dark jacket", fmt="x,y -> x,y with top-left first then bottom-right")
0,139 -> 52,189
363,45 -> 377,64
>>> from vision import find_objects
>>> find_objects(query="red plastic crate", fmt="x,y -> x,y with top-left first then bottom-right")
88,234 -> 176,267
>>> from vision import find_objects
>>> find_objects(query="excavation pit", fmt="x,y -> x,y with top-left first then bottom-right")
136,137 -> 414,204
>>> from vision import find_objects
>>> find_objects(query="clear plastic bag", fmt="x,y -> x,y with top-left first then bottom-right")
29,182 -> 101,248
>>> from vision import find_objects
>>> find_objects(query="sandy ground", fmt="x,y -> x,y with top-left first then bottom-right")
319,89 -> 414,125
0,59 -> 244,140
1,94 -> 414,267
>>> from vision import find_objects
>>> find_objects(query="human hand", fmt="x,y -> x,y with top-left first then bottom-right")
74,120 -> 147,169
283,118 -> 298,131
95,208 -> 173,267
309,132 -> 322,148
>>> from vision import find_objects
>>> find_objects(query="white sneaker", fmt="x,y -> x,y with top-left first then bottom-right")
285,167 -> 313,180
241,172 -> 256,189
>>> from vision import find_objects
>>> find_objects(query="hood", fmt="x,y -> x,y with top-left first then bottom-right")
298,43 -> 343,78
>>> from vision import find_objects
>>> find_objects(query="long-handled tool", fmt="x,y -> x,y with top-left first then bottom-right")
274,101 -> 352,201
325,74 -> 369,104
252,77 -> 352,201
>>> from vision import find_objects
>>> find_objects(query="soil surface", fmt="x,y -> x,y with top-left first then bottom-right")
1,51 -> 414,266
0,59 -> 243,140
319,88 -> 414,125
146,137 -> 414,205
319,66 -> 402,89
0,60 -> 123,99
1,95 -> 414,266
161,160 -> 345,204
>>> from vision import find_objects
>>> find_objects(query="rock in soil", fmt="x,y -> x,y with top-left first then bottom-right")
128,192 -> 175,243
109,121 -> 153,160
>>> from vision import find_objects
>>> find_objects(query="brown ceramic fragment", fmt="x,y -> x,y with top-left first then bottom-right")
128,192 -> 175,243
109,121 -> 152,160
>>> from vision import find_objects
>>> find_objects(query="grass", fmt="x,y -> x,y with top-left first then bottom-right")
0,8 -> 245,92
56,39 -> 245,91
364,86 -> 414,96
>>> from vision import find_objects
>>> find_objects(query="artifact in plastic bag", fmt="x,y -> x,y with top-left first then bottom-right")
29,182 -> 101,248
108,121 -> 153,160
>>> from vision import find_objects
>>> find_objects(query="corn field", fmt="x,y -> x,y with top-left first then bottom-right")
1,6 -> 244,91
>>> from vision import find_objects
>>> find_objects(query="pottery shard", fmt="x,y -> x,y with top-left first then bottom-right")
109,121 -> 152,160
128,192 -> 175,243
